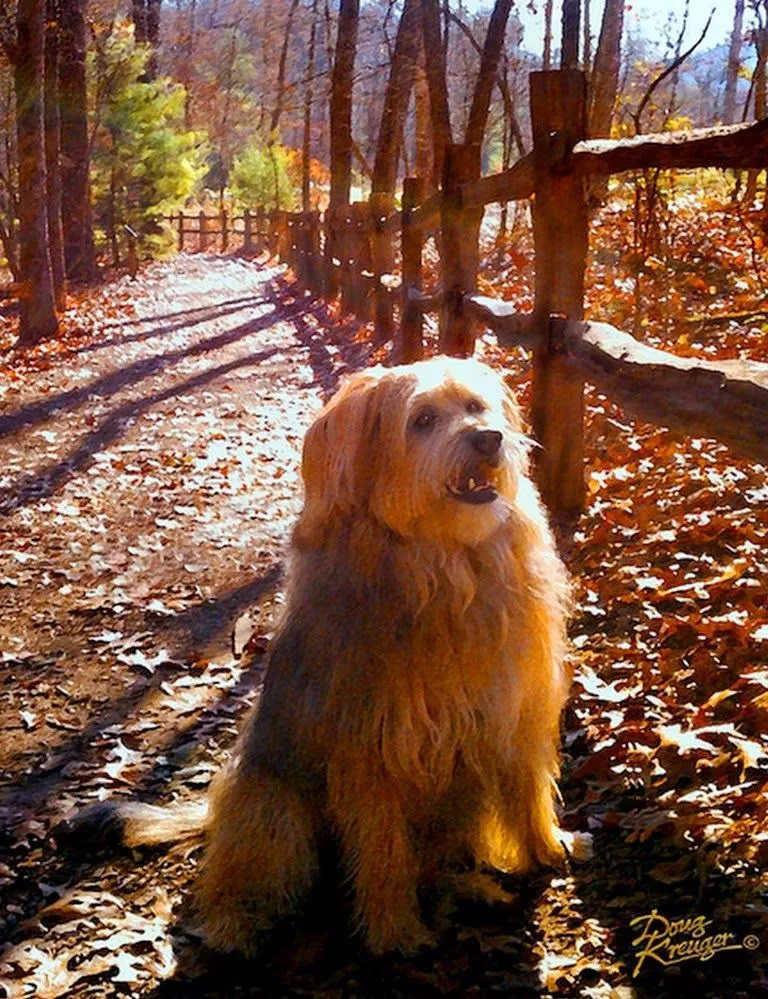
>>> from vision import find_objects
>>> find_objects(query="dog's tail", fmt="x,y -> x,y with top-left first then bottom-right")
54,797 -> 209,851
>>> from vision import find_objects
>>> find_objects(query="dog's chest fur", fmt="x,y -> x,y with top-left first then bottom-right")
250,514 -> 560,797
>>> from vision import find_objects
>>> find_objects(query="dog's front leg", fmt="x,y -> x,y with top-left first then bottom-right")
496,741 -> 565,873
327,753 -> 433,955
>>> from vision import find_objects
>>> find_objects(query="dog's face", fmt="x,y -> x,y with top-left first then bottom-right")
300,358 -> 531,545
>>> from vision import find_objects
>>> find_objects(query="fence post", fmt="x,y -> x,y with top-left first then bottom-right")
243,209 -> 252,254
400,176 -> 425,362
198,210 -> 207,252
285,213 -> 295,270
254,208 -> 263,253
339,208 -> 355,315
276,210 -> 289,261
530,69 -> 588,521
177,212 -> 184,252
307,210 -> 321,292
370,192 -> 394,344
324,208 -> 340,299
221,209 -> 229,253
293,214 -> 303,277
439,143 -> 482,356
352,201 -> 373,322
268,212 -> 278,257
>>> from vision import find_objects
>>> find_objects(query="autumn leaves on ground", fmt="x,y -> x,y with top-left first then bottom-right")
0,246 -> 766,998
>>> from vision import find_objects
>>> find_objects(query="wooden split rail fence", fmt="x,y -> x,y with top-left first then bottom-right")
164,70 -> 768,521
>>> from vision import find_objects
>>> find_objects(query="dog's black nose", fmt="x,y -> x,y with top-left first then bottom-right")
469,429 -> 502,457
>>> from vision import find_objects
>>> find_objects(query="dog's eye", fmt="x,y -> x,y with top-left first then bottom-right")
412,407 -> 437,431
466,399 -> 485,415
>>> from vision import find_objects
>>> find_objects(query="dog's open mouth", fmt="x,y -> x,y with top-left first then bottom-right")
447,474 -> 498,505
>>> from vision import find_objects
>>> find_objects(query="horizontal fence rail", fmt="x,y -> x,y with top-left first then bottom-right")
464,301 -> 768,465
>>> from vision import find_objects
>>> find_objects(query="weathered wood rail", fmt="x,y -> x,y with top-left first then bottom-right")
162,69 -> 768,520
466,299 -> 768,464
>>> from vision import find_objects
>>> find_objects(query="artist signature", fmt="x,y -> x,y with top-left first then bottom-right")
630,909 -> 760,977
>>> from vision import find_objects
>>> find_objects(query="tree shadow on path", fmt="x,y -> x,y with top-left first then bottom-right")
69,296 -> 267,358
0,300 -> 292,441
0,343 -> 295,514
0,566 -> 281,822
270,279 -> 373,398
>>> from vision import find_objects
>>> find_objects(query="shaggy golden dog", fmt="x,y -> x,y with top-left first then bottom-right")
65,356 -> 570,956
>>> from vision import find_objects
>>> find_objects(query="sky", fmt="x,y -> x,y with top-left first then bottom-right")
464,1 -> 735,55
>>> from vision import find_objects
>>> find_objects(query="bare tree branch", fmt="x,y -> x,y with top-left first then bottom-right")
633,9 -> 715,134
465,0 -> 514,147
448,10 -> 526,156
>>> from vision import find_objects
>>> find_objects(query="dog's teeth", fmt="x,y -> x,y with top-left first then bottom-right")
468,478 -> 476,490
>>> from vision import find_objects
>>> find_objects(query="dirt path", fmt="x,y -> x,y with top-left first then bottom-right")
0,256 -> 377,995
0,255 -> 372,776
0,256 -> 765,998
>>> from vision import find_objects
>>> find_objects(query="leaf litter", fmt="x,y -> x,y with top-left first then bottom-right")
0,250 -> 765,997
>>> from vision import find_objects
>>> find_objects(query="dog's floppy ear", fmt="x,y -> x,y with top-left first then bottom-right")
297,370 -> 411,542
302,372 -> 381,512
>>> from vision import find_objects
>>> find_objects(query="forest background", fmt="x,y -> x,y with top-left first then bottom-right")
0,0 -> 766,350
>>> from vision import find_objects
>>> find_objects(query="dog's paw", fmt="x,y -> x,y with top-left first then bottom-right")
559,829 -> 594,863
533,837 -> 567,868
451,870 -> 516,906
192,905 -> 269,959
365,915 -> 437,956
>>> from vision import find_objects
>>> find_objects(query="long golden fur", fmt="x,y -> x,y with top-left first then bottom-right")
71,356 -> 571,957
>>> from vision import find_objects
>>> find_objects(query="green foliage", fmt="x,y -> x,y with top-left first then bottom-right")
90,21 -> 207,260
230,141 -> 298,211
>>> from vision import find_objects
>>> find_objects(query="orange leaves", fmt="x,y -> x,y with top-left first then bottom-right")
686,273 -> 711,295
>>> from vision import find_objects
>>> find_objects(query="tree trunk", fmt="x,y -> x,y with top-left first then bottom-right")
302,0 -> 319,212
372,0 -> 421,195
0,74 -> 20,279
543,0 -> 553,70
270,0 -> 301,136
15,0 -> 58,346
132,0 -> 161,78
327,0 -> 359,299
146,0 -> 161,46
420,0 -> 452,189
588,0 -> 624,137
724,0 -> 745,124
182,0 -> 196,126
746,25 -> 767,202
132,0 -> 147,41
329,0 -> 359,209
414,50 -> 434,186
449,11 -> 527,156
59,0 -> 96,282
583,0 -> 591,73
44,0 -> 66,310
464,0 -> 514,147
561,0 -> 580,70
496,99 -> 512,245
